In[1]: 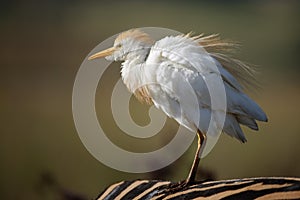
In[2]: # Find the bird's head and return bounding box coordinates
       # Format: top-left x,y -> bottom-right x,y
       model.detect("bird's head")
89,29 -> 154,62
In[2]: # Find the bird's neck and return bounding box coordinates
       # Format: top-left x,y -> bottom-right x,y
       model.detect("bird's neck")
121,53 -> 154,105
126,48 -> 150,63
121,61 -> 143,92
120,50 -> 149,94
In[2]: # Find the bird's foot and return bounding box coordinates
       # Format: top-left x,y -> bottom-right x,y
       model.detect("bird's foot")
163,179 -> 197,194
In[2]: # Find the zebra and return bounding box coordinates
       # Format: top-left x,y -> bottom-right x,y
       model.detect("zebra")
96,177 -> 300,200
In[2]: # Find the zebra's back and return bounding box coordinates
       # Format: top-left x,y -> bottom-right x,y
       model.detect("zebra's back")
96,177 -> 300,200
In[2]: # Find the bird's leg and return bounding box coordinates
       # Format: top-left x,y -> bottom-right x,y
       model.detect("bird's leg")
185,129 -> 206,185
166,130 -> 206,192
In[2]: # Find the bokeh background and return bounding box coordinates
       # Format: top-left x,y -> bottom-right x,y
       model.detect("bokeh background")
1,0 -> 300,199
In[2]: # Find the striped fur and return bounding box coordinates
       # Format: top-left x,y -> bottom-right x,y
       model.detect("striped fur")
96,177 -> 300,200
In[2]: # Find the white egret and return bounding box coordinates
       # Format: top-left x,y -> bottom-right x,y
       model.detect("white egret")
89,29 -> 267,185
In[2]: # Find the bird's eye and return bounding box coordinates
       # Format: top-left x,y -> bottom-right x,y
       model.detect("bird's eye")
116,44 -> 122,48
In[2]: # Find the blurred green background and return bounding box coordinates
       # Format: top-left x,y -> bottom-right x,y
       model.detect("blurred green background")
1,0 -> 300,199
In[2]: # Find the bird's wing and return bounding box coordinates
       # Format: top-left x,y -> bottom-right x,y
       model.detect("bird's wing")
195,33 -> 257,91
148,34 -> 244,91
148,34 -> 219,74
145,35 -> 225,135
145,34 -> 267,142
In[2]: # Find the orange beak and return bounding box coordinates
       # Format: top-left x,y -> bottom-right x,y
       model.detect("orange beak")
88,47 -> 116,60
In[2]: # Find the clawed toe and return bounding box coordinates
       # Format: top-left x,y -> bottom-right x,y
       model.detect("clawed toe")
163,179 -> 196,194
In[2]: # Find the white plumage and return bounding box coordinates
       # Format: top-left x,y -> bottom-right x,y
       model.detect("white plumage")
89,29 -> 267,185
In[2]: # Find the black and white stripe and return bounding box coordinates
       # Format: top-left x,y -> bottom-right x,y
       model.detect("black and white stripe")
96,177 -> 300,200
96,180 -> 171,200
157,178 -> 300,200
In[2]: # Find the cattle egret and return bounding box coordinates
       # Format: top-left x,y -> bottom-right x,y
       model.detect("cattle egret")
89,29 -> 267,185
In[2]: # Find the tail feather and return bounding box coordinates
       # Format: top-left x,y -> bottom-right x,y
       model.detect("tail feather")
223,114 -> 247,143
236,115 -> 258,130
238,93 -> 268,122
189,32 -> 268,142
224,81 -> 268,123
